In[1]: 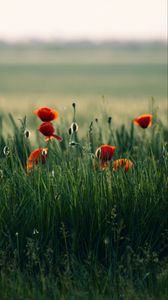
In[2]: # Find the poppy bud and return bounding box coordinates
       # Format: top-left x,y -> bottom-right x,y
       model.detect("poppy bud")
69,141 -> 77,146
95,118 -> 98,123
71,122 -> 78,133
95,147 -> 101,159
108,117 -> 112,124
3,146 -> 10,156
72,102 -> 76,108
33,228 -> 39,235
24,130 -> 31,138
68,127 -> 72,135
41,149 -> 47,156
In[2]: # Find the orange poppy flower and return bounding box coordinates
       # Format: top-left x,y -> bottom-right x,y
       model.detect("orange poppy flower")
95,145 -> 116,169
27,148 -> 48,172
112,158 -> 133,173
38,122 -> 63,142
133,114 -> 152,129
34,107 -> 59,122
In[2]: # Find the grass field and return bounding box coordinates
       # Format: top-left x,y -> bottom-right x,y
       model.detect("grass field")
0,41 -> 168,299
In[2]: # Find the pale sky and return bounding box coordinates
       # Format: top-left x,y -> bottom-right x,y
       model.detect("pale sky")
0,0 -> 167,41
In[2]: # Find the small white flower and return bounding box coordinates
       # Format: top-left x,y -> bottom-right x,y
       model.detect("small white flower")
15,232 -> 19,236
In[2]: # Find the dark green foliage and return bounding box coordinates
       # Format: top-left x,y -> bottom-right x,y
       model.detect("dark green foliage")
0,110 -> 168,299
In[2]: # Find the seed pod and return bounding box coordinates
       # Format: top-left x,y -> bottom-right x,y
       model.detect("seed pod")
71,122 -> 78,133
108,117 -> 112,124
72,102 -> 76,108
24,129 -> 31,138
3,146 -> 10,156
41,149 -> 48,156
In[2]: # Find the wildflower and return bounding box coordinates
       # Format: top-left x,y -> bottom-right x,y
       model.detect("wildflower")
15,232 -> 19,236
3,146 -> 10,156
24,129 -> 31,139
133,114 -> 152,128
27,148 -> 48,172
95,145 -> 116,169
70,122 -> 78,133
34,107 -> 59,122
112,159 -> 133,173
38,122 -> 63,142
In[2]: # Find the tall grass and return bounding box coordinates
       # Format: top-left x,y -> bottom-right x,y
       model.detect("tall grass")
0,103 -> 168,299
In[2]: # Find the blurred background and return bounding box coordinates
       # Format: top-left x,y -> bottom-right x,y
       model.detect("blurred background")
0,0 -> 167,126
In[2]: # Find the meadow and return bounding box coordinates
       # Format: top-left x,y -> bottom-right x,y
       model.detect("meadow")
0,41 -> 168,299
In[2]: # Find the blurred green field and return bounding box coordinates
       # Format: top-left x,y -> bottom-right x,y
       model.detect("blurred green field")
0,41 -> 167,129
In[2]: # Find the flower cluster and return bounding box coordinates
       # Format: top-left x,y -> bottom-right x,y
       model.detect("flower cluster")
95,114 -> 152,172
27,107 -> 63,172
26,107 -> 152,174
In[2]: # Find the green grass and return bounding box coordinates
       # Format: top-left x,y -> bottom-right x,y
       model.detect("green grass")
0,100 -> 168,299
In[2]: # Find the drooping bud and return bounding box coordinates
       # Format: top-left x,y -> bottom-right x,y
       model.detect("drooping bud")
3,146 -> 10,157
